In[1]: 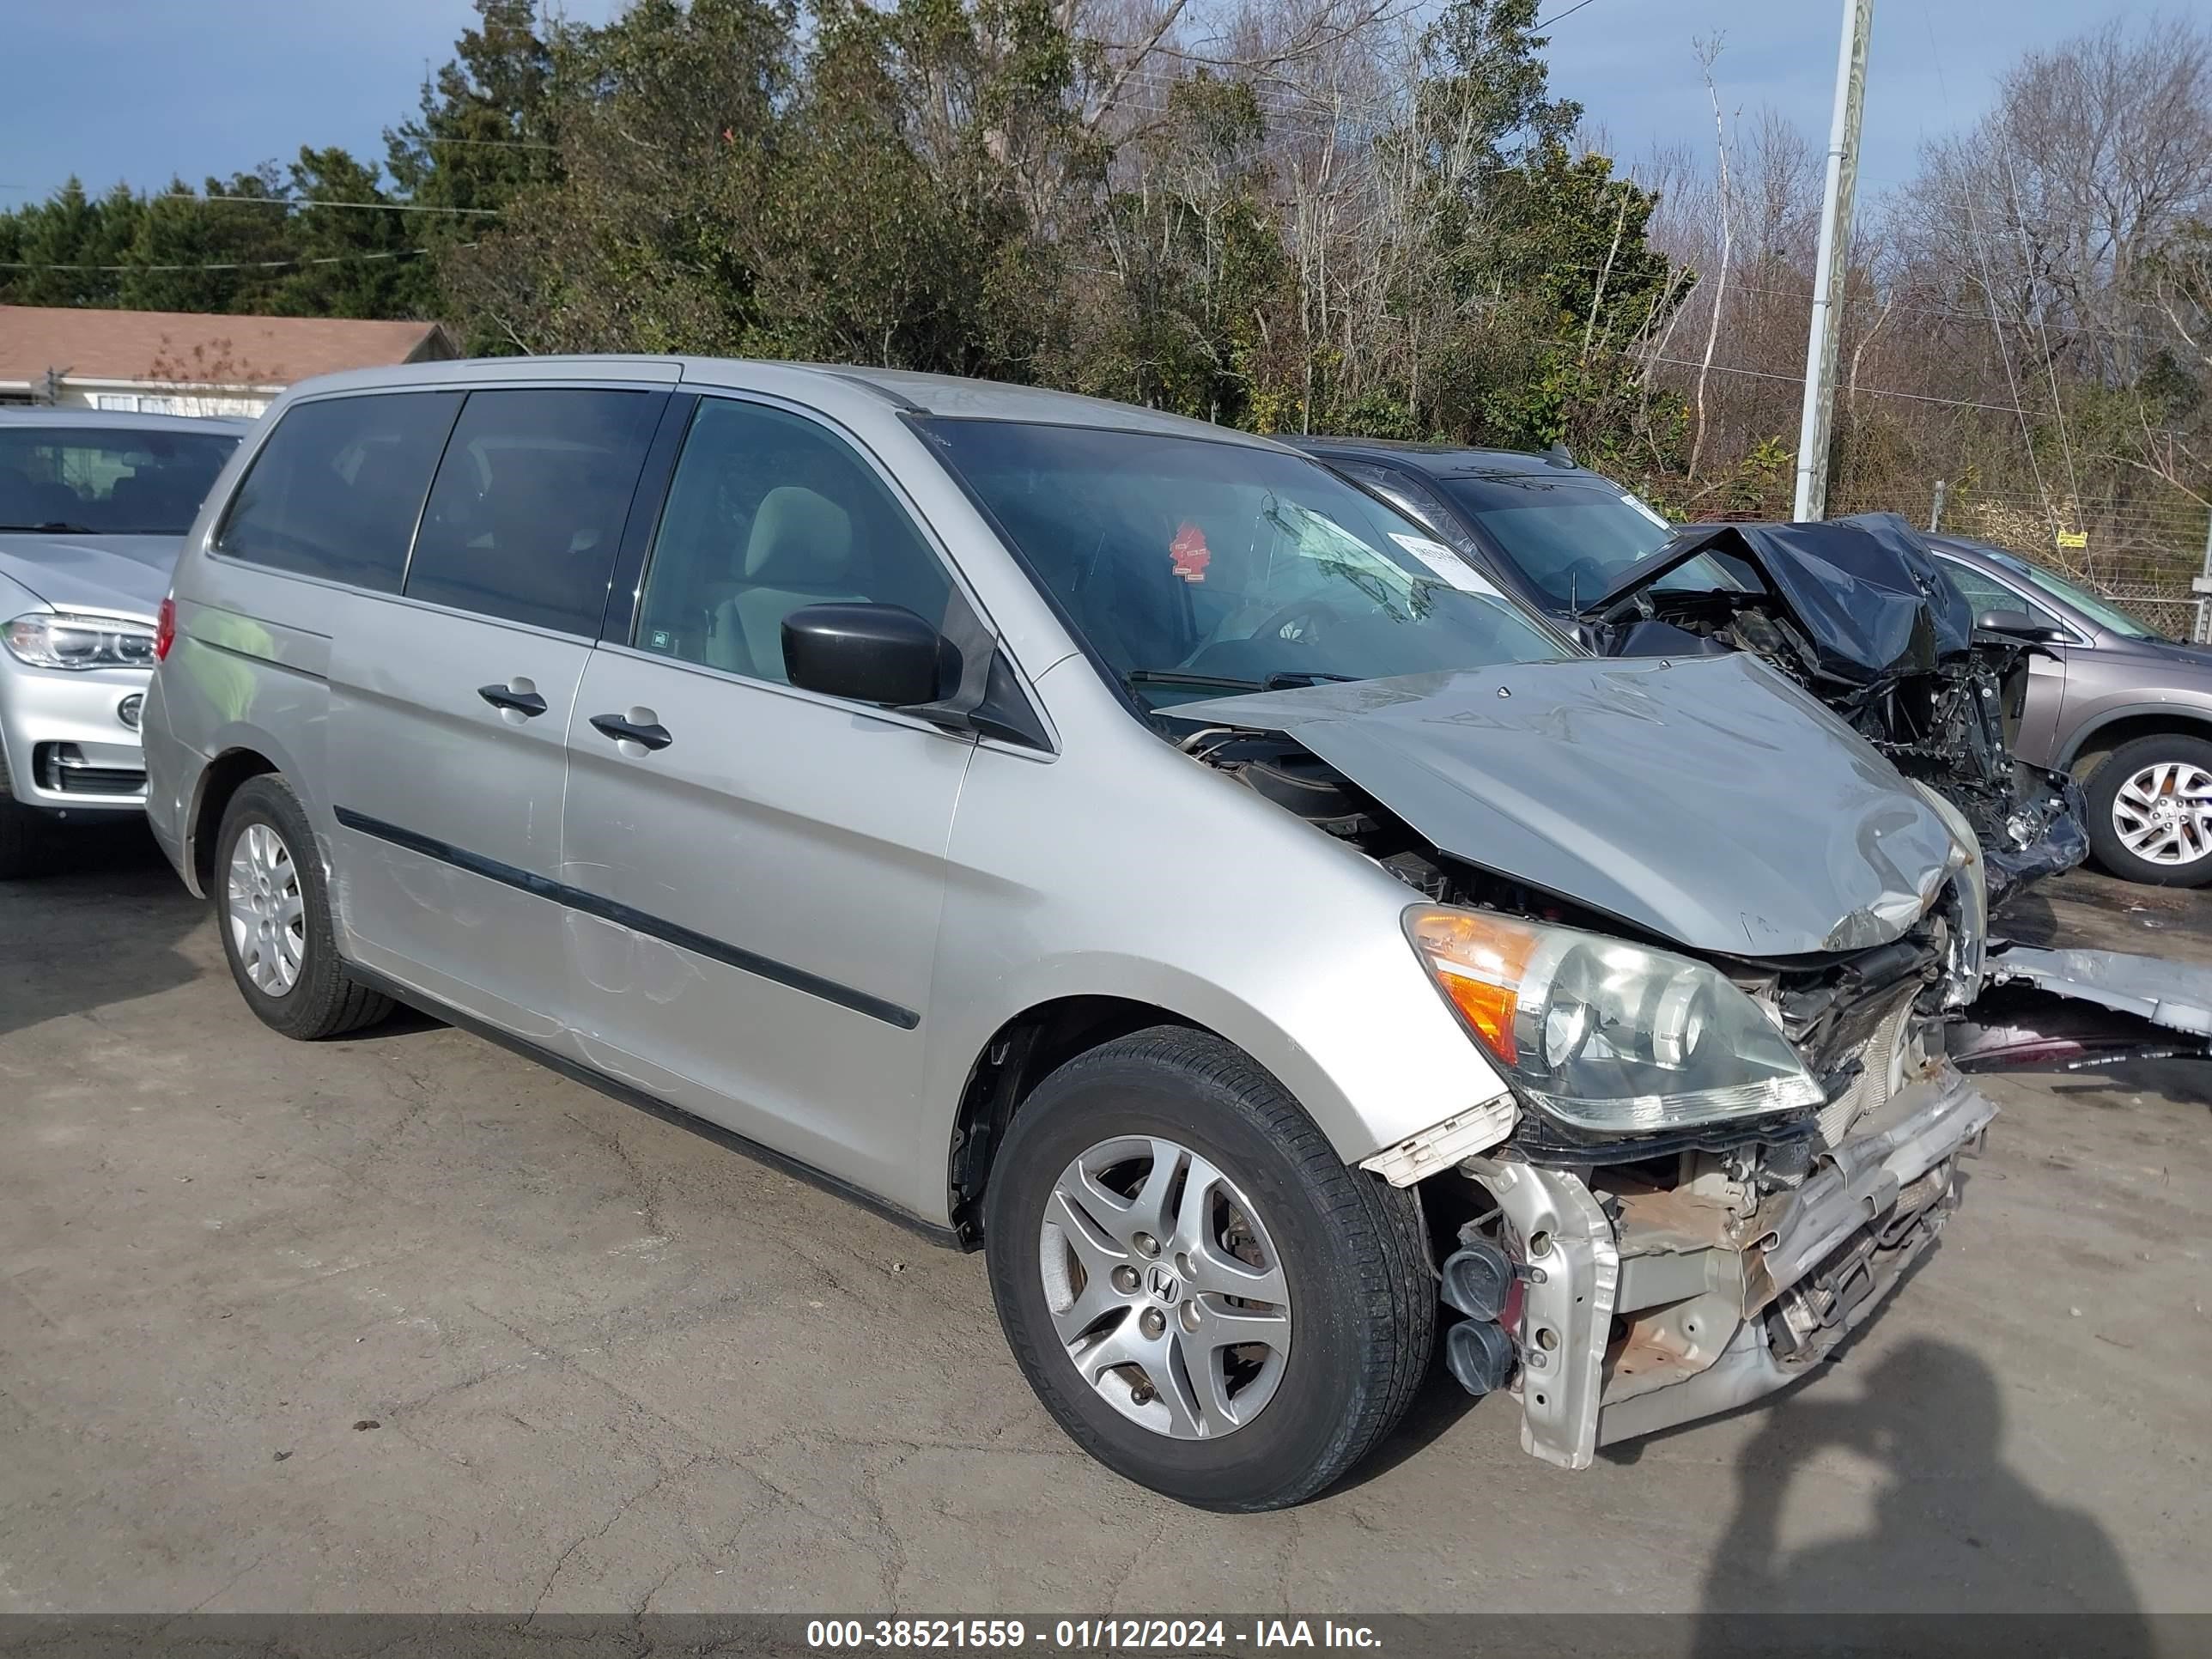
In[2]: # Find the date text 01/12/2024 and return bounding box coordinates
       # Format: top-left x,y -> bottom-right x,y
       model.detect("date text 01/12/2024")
805,1619 -> 1385,1650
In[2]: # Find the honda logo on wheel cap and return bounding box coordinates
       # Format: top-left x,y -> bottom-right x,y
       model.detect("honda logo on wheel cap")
1146,1264 -> 1182,1305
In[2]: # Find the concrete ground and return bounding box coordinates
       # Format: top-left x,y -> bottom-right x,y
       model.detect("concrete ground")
2,830 -> 2207,1617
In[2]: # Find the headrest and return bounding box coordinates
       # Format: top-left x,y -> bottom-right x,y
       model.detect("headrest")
744,486 -> 853,585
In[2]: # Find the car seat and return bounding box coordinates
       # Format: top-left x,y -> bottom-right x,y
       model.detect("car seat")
714,485 -> 866,682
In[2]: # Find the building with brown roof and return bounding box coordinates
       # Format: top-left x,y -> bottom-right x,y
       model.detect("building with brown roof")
0,305 -> 454,417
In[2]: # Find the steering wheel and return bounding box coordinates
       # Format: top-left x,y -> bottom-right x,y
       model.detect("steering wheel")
1249,596 -> 1347,647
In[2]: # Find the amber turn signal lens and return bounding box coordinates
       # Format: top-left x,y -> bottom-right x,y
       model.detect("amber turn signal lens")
1441,975 -> 1517,1063
1405,908 -> 1545,1066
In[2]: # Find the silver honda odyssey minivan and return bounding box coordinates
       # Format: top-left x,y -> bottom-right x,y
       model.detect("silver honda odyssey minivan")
144,357 -> 1998,1510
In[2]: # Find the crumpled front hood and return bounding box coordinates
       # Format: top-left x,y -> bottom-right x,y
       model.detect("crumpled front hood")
1589,514 -> 1972,688
1176,653 -> 1961,957
0,533 -> 179,619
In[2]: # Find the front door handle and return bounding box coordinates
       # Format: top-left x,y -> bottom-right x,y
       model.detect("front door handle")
589,711 -> 673,751
478,682 -> 549,717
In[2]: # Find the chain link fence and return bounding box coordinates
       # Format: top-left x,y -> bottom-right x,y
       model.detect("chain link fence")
1841,482 -> 2209,641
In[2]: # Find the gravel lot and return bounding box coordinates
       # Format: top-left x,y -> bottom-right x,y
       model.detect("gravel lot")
3,830 -> 2207,1616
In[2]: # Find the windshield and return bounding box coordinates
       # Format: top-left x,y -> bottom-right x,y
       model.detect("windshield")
1437,473 -> 1743,608
1986,548 -> 2161,640
0,424 -> 238,536
920,420 -> 1572,709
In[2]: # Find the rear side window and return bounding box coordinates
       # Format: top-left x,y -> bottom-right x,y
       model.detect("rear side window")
216,392 -> 459,591
404,388 -> 659,635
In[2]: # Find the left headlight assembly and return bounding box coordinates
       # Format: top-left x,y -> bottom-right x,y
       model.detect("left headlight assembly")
3,612 -> 158,672
1404,904 -> 1824,1134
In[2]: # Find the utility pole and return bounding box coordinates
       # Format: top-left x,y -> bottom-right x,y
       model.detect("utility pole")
1792,0 -> 1874,521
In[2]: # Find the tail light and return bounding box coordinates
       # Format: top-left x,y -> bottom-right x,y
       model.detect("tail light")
154,595 -> 176,662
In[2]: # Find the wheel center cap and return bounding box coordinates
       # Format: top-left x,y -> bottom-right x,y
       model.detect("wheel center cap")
1146,1264 -> 1182,1306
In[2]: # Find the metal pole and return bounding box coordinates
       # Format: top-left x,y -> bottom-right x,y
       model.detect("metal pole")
2195,507 -> 2212,643
1792,0 -> 1874,522
1929,479 -> 1947,534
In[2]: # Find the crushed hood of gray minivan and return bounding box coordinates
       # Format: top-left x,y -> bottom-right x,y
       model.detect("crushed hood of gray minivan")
1176,653 -> 1960,958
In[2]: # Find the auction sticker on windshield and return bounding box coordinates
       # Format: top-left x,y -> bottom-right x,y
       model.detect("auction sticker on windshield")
1390,532 -> 1504,597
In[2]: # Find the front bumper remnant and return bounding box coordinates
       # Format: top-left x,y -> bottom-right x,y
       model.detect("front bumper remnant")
1462,1066 -> 1996,1469
1952,945 -> 2212,1069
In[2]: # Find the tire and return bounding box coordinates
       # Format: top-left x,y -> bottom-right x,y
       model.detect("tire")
2084,733 -> 2212,888
0,745 -> 46,879
213,775 -> 392,1039
983,1026 -> 1432,1511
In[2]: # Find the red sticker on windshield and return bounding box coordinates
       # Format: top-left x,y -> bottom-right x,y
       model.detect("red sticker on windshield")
1170,521 -> 1211,583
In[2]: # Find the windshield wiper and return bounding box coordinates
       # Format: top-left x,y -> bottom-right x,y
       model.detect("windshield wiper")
1126,668 -> 1359,696
1126,670 -> 1266,693
1262,671 -> 1357,688
0,521 -> 95,533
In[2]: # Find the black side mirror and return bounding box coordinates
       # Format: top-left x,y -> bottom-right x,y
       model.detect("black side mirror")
1975,607 -> 2067,644
782,602 -> 952,706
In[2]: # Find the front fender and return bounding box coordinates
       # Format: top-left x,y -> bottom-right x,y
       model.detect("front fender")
921,725 -> 1519,1189
925,945 -> 1516,1179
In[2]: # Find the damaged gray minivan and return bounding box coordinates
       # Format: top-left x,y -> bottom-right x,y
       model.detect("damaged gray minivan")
144,360 -> 1999,1510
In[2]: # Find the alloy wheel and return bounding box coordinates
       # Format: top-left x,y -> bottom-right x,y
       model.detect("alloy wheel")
226,821 -> 306,995
2112,760 -> 2212,866
1038,1135 -> 1293,1440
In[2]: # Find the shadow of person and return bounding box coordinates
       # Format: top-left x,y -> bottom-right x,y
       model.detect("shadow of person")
1695,1338 -> 2148,1654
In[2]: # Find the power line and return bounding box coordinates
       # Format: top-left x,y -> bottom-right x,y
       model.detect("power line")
0,245 -> 468,274
1705,276 -> 2155,347
1642,354 -> 2059,418
173,193 -> 501,216
1534,0 -> 1601,27
397,133 -> 561,151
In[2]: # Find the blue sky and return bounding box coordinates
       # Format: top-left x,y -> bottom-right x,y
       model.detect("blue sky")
0,0 -> 2182,210
1538,0 -> 2171,196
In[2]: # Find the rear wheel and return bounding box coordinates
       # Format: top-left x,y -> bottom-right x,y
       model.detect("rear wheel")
2085,733 -> 2212,887
214,775 -> 392,1038
983,1026 -> 1431,1511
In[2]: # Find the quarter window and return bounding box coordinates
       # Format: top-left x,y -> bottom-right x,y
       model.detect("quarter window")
633,398 -> 953,686
404,388 -> 659,635
216,392 -> 459,591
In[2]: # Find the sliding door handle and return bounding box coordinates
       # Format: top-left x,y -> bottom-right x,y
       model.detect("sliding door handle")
477,682 -> 549,717
589,711 -> 672,751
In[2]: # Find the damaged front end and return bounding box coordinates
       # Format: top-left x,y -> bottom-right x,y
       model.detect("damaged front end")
1455,1066 -> 1995,1467
1172,658 -> 2008,1462
1408,897 -> 2000,1468
1581,512 -> 2088,909
1169,652 -> 2204,1462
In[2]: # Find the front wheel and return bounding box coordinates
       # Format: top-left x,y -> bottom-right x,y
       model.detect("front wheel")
2085,733 -> 2212,887
983,1027 -> 1432,1511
